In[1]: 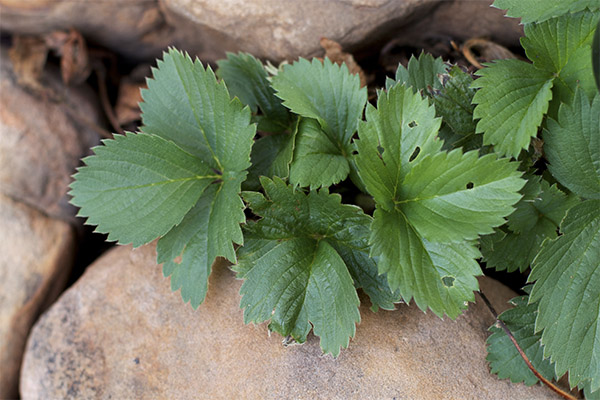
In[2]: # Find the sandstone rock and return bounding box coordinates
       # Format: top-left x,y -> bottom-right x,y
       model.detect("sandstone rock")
0,193 -> 75,399
0,46 -> 100,221
0,45 -> 101,398
161,0 -> 441,61
21,243 -> 559,399
0,0 -> 236,62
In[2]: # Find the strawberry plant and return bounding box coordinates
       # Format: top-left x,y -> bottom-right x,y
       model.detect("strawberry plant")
70,0 -> 599,396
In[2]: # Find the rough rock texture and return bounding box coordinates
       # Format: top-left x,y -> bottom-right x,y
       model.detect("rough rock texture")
21,243 -> 560,399
0,46 -> 100,398
0,46 -> 100,221
0,0 -> 239,61
0,193 -> 75,399
161,0 -> 440,61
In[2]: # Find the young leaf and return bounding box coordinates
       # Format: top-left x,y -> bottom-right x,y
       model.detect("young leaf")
236,177 -> 399,355
543,90 -> 600,199
487,293 -> 558,386
482,178 -> 579,273
529,199 -> 600,391
70,132 -> 216,247
432,66 -> 480,151
493,0 -> 599,24
216,52 -> 290,131
472,59 -> 554,158
355,84 -> 524,317
386,52 -> 448,93
271,58 -> 367,188
135,48 -> 254,306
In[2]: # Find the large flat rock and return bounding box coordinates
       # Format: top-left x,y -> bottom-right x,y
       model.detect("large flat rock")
21,243 -> 559,399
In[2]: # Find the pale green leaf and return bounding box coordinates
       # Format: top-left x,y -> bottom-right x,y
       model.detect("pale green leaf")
543,90 -> 600,199
529,199 -> 600,391
355,84 -> 442,210
487,293 -> 558,386
386,52 -> 448,93
472,59 -> 554,158
289,118 -> 351,189
216,52 -> 290,131
140,48 -> 255,172
236,177 -> 398,355
370,208 -> 481,318
70,132 -> 215,247
493,0 -> 599,23
356,84 -> 523,317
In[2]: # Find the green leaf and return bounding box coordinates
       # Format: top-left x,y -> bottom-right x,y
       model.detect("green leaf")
386,52 -> 449,93
70,132 -> 216,247
93,48 -> 255,307
356,84 -> 524,317
140,48 -> 256,173
487,293 -> 558,386
289,118 -> 351,189
271,58 -> 367,187
432,66 -> 481,151
482,177 -> 578,272
236,177 -> 398,355
157,174 -> 246,308
529,199 -> 600,391
543,90 -> 600,199
493,0 -> 599,23
472,59 -> 554,158
244,120 -> 298,191
522,10 -> 599,105
216,52 -> 290,131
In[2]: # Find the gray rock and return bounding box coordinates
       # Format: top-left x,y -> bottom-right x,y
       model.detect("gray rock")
21,243 -> 560,399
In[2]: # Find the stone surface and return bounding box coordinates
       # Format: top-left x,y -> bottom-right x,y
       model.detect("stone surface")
0,46 -> 100,221
0,0 -> 238,62
161,0 -> 441,61
0,193 -> 75,399
21,243 -> 560,399
0,45 -> 101,398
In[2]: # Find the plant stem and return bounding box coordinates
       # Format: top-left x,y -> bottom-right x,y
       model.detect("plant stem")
478,291 -> 576,400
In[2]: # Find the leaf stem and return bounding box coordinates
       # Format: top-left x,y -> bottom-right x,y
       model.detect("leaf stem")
478,291 -> 576,400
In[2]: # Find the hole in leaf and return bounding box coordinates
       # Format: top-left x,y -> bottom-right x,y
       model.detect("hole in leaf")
442,276 -> 455,287
466,182 -> 474,189
408,120 -> 418,128
409,146 -> 420,162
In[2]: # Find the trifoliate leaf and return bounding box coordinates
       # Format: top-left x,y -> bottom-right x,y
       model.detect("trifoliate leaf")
529,199 -> 600,391
482,177 -> 578,272
70,132 -> 216,247
386,52 -> 449,93
289,118 -> 351,189
584,381 -> 600,400
244,119 -> 298,191
472,59 -> 554,158
355,84 -> 524,317
106,48 -> 255,307
543,90 -> 600,199
432,66 -> 481,151
493,0 -> 599,24
236,177 -> 398,355
140,49 -> 255,173
487,293 -> 558,386
216,52 -> 290,131
271,58 -> 367,187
